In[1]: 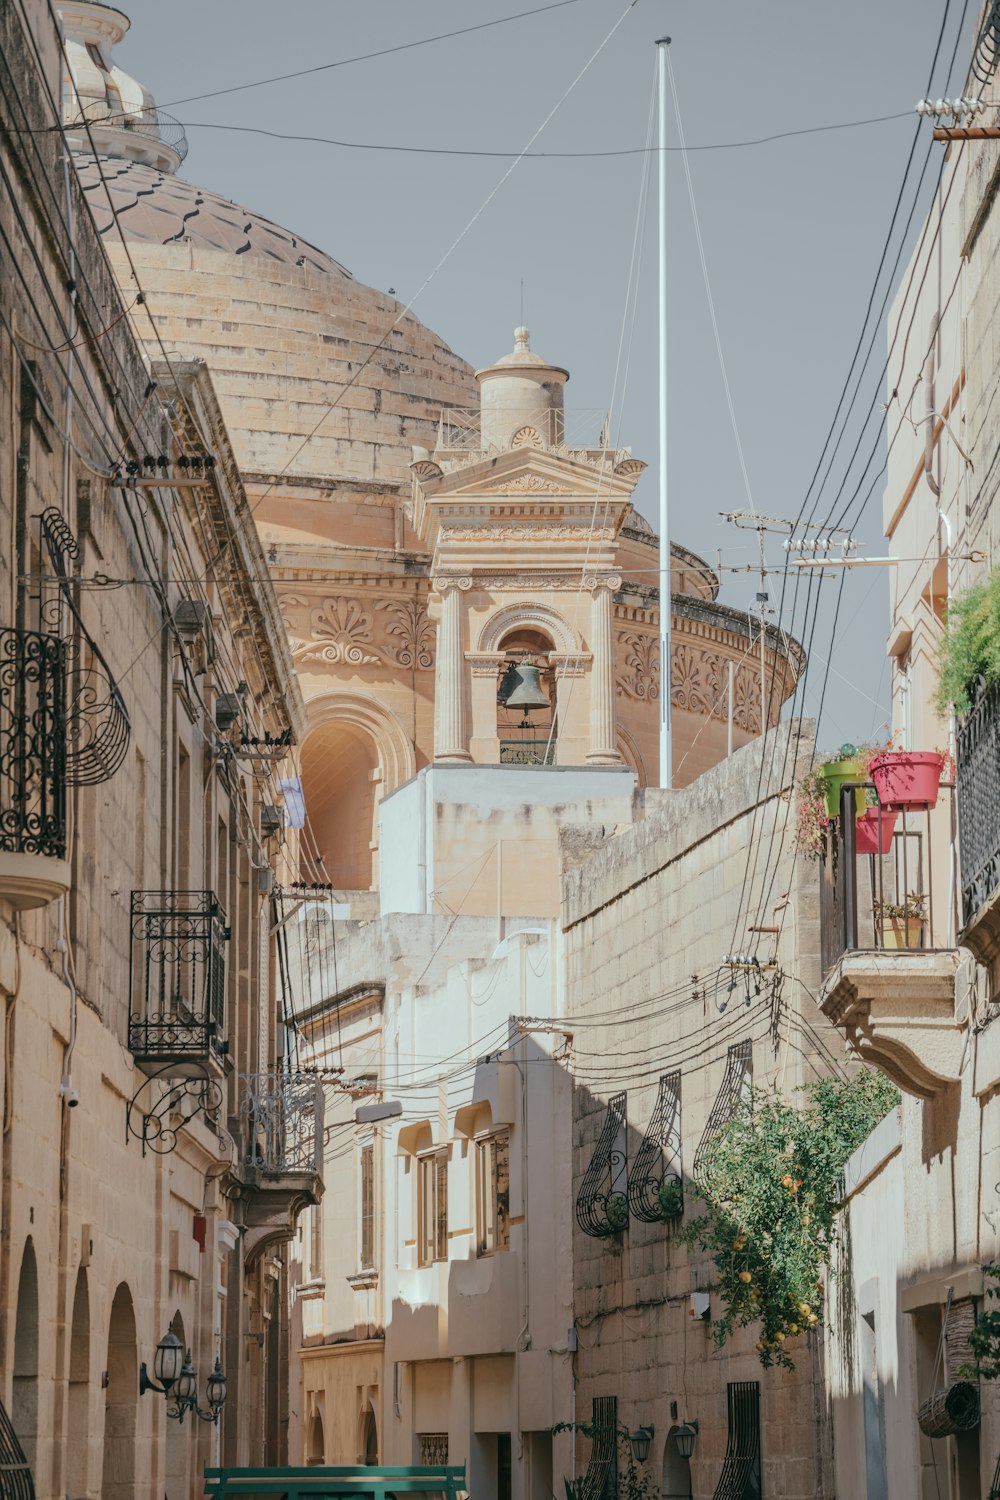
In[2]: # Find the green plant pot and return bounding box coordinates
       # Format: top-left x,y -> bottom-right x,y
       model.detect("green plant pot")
817,759 -> 864,820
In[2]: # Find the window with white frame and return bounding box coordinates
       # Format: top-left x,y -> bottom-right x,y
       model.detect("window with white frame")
476,1131 -> 510,1255
417,1150 -> 448,1266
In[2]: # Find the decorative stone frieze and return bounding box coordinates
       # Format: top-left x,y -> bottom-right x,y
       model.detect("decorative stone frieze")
278,591 -> 436,671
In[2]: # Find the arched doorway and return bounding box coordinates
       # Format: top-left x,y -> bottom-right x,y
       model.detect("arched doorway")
66,1268 -> 90,1498
496,627 -> 557,765
360,1404 -> 378,1466
662,1427 -> 692,1499
306,1405 -> 325,1466
12,1238 -> 39,1472
300,721 -> 379,888
101,1283 -> 137,1500
164,1312 -> 188,1500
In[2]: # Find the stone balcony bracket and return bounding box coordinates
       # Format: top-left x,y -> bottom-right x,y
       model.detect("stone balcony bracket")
235,1166 -> 324,1269
818,949 -> 965,1099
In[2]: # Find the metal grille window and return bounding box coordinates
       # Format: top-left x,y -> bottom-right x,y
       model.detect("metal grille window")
417,1151 -> 448,1266
957,677 -> 1000,925
712,1381 -> 761,1500
0,628 -> 66,859
360,1143 -> 375,1270
578,1396 -> 617,1500
418,1434 -> 448,1466
241,1072 -> 323,1174
629,1071 -> 683,1224
476,1132 -> 511,1255
576,1092 -> 629,1238
695,1042 -> 752,1179
129,891 -> 229,1064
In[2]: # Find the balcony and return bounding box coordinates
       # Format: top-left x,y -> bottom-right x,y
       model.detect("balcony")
0,627 -> 71,909
817,783 -> 963,1099
128,891 -> 229,1078
237,1071 -> 324,1264
957,677 -> 1000,967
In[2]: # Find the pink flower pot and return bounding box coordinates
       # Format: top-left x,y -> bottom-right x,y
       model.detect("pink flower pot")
854,807 -> 897,855
868,751 -> 944,812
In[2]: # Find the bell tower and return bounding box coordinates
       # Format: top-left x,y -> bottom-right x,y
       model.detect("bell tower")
410,328 -> 646,768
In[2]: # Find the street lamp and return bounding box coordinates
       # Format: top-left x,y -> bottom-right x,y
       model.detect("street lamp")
629,1426 -> 654,1464
673,1421 -> 699,1460
140,1326 -> 227,1424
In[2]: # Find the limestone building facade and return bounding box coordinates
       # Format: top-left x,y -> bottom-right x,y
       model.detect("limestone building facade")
0,3 -> 321,1495
814,9 -> 1000,1496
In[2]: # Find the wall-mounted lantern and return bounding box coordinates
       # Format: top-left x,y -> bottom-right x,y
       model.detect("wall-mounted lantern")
629,1425 -> 654,1464
140,1327 -> 227,1424
674,1420 -> 699,1460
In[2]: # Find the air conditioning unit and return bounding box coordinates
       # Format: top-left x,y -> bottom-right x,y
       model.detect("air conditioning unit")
215,693 -> 242,733
260,805 -> 282,836
174,600 -> 212,634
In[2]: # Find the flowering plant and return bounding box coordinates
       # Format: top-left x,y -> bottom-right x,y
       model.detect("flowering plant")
680,1071 -> 899,1369
794,768 -> 829,859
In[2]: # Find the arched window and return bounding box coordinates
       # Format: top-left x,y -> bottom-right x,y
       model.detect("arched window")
306,1405 -> 325,1466
101,1284 -> 137,1500
496,628 -> 556,766
12,1239 -> 39,1472
662,1427 -> 692,1499
361,1404 -> 378,1466
66,1268 -> 90,1498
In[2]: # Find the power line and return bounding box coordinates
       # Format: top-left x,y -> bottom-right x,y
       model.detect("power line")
150,0 -> 589,111
69,109 -> 915,160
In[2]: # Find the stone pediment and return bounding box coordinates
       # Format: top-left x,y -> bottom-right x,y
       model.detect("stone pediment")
413,446 -> 642,505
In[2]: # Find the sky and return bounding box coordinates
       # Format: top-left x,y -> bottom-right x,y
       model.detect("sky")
115,0 -> 979,750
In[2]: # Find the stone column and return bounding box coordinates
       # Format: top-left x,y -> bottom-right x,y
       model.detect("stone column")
433,576 -> 472,762
586,574 -> 623,764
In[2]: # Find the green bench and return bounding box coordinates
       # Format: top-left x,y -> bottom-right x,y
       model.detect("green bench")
204,1464 -> 467,1500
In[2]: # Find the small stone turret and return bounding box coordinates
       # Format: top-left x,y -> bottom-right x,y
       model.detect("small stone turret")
58,1 -> 187,173
475,327 -> 569,451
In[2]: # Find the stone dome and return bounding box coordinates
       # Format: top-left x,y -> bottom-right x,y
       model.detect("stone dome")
60,6 -> 478,494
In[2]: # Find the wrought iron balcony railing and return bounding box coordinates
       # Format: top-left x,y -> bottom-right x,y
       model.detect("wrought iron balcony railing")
957,677 -> 1000,927
240,1071 -> 323,1178
819,782 -> 958,977
128,891 -> 229,1070
0,627 -> 66,859
499,738 -> 555,766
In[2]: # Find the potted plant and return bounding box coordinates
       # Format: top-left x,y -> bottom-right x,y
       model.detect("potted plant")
874,892 -> 927,949
605,1191 -> 629,1233
656,1174 -> 684,1221
815,745 -> 866,820
854,806 -> 898,856
868,747 -> 945,811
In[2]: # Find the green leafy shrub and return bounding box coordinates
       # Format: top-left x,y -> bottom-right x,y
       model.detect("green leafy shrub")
936,569 -> 1000,715
605,1192 -> 629,1232
961,1263 -> 1000,1379
681,1070 -> 899,1370
553,1422 -> 658,1500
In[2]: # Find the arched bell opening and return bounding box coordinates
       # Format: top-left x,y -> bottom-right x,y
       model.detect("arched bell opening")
496,628 -> 556,766
299,721 -> 379,889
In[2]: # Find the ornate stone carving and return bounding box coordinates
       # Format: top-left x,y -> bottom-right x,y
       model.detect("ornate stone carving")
613,457 -> 647,476
480,474 -> 576,495
432,575 -> 473,594
378,597 -> 434,670
279,594 -> 380,666
731,663 -> 763,733
510,426 -> 544,448
410,459 -> 443,480
617,632 -> 660,701
670,643 -> 723,718
442,524 -> 617,543
584,573 -> 623,594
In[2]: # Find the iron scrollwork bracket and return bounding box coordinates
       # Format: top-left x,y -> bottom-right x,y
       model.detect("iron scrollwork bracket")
37,507 -> 131,786
575,1090 -> 629,1237
126,1062 -> 229,1158
628,1071 -> 684,1225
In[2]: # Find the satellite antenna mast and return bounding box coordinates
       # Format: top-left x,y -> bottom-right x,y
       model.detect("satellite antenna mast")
656,35 -> 672,789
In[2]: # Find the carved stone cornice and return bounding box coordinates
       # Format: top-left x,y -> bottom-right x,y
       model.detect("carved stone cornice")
441,523 -> 617,543
467,651 -> 506,677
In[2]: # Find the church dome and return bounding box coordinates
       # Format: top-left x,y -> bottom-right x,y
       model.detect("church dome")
60,6 -> 478,493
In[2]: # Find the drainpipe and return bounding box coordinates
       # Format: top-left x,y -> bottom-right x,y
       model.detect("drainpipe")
924,314 -> 941,499
510,1026 -> 531,1463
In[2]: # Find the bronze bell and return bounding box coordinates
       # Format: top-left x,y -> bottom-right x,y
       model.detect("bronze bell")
504,663 -> 549,712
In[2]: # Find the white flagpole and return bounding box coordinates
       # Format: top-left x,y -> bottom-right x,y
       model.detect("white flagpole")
657,36 -> 672,789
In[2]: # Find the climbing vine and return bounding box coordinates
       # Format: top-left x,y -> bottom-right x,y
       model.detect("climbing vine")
681,1070 -> 899,1370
